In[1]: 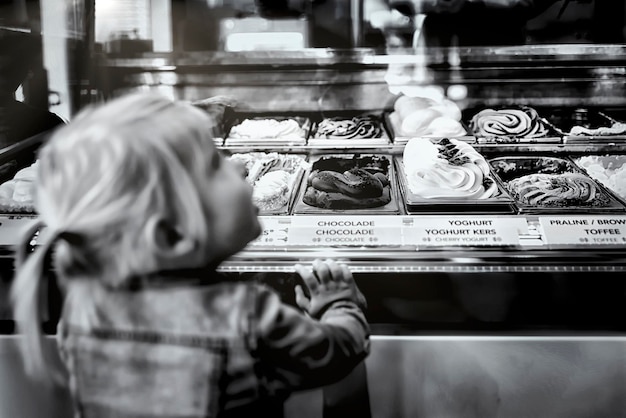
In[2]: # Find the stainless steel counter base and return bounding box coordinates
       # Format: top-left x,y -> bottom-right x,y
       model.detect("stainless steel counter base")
2,335 -> 624,418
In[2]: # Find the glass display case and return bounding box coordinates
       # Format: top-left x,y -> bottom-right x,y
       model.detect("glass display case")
90,44 -> 626,326
2,1 -> 626,417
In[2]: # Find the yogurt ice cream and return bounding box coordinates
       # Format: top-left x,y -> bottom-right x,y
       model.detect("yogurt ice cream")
402,138 -> 498,200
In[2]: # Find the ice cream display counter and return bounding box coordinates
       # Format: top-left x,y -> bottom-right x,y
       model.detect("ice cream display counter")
3,46 -> 626,417
84,45 -> 626,270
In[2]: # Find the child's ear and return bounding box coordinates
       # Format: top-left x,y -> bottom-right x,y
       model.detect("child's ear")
145,216 -> 196,259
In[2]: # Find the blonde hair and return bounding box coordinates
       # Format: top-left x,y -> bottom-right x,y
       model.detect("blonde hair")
10,92 -> 219,384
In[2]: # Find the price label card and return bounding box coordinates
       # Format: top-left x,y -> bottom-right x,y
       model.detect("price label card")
539,216 -> 626,246
248,216 -> 292,246
405,216 -> 527,247
288,216 -> 403,246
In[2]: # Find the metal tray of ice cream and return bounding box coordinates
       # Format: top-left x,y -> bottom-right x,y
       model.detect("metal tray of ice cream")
308,111 -> 391,147
253,154 -> 309,216
488,156 -> 626,214
292,154 -> 400,215
394,156 -> 516,214
384,111 -> 475,145
541,109 -> 626,144
226,152 -> 308,216
223,114 -> 311,147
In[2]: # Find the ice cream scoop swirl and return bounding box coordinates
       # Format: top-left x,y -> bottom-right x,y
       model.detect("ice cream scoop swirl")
507,173 -> 599,206
316,115 -> 382,139
471,107 -> 548,138
403,138 -> 498,200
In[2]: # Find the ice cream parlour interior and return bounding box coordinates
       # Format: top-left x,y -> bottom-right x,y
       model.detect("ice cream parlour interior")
3,2 -> 626,417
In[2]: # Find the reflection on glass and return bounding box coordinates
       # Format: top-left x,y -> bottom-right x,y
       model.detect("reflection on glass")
90,0 -> 626,53
374,0 -> 625,48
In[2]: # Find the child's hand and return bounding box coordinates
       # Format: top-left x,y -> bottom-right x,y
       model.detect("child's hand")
294,259 -> 367,318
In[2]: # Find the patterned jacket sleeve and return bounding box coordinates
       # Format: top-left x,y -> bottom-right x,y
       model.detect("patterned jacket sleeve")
249,284 -> 370,392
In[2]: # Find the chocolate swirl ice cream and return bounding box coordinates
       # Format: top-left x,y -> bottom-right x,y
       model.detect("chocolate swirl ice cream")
470,107 -> 548,138
302,156 -> 392,209
314,115 -> 384,139
507,173 -> 604,207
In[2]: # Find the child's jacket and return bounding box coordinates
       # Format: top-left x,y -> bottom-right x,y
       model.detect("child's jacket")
56,270 -> 370,417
